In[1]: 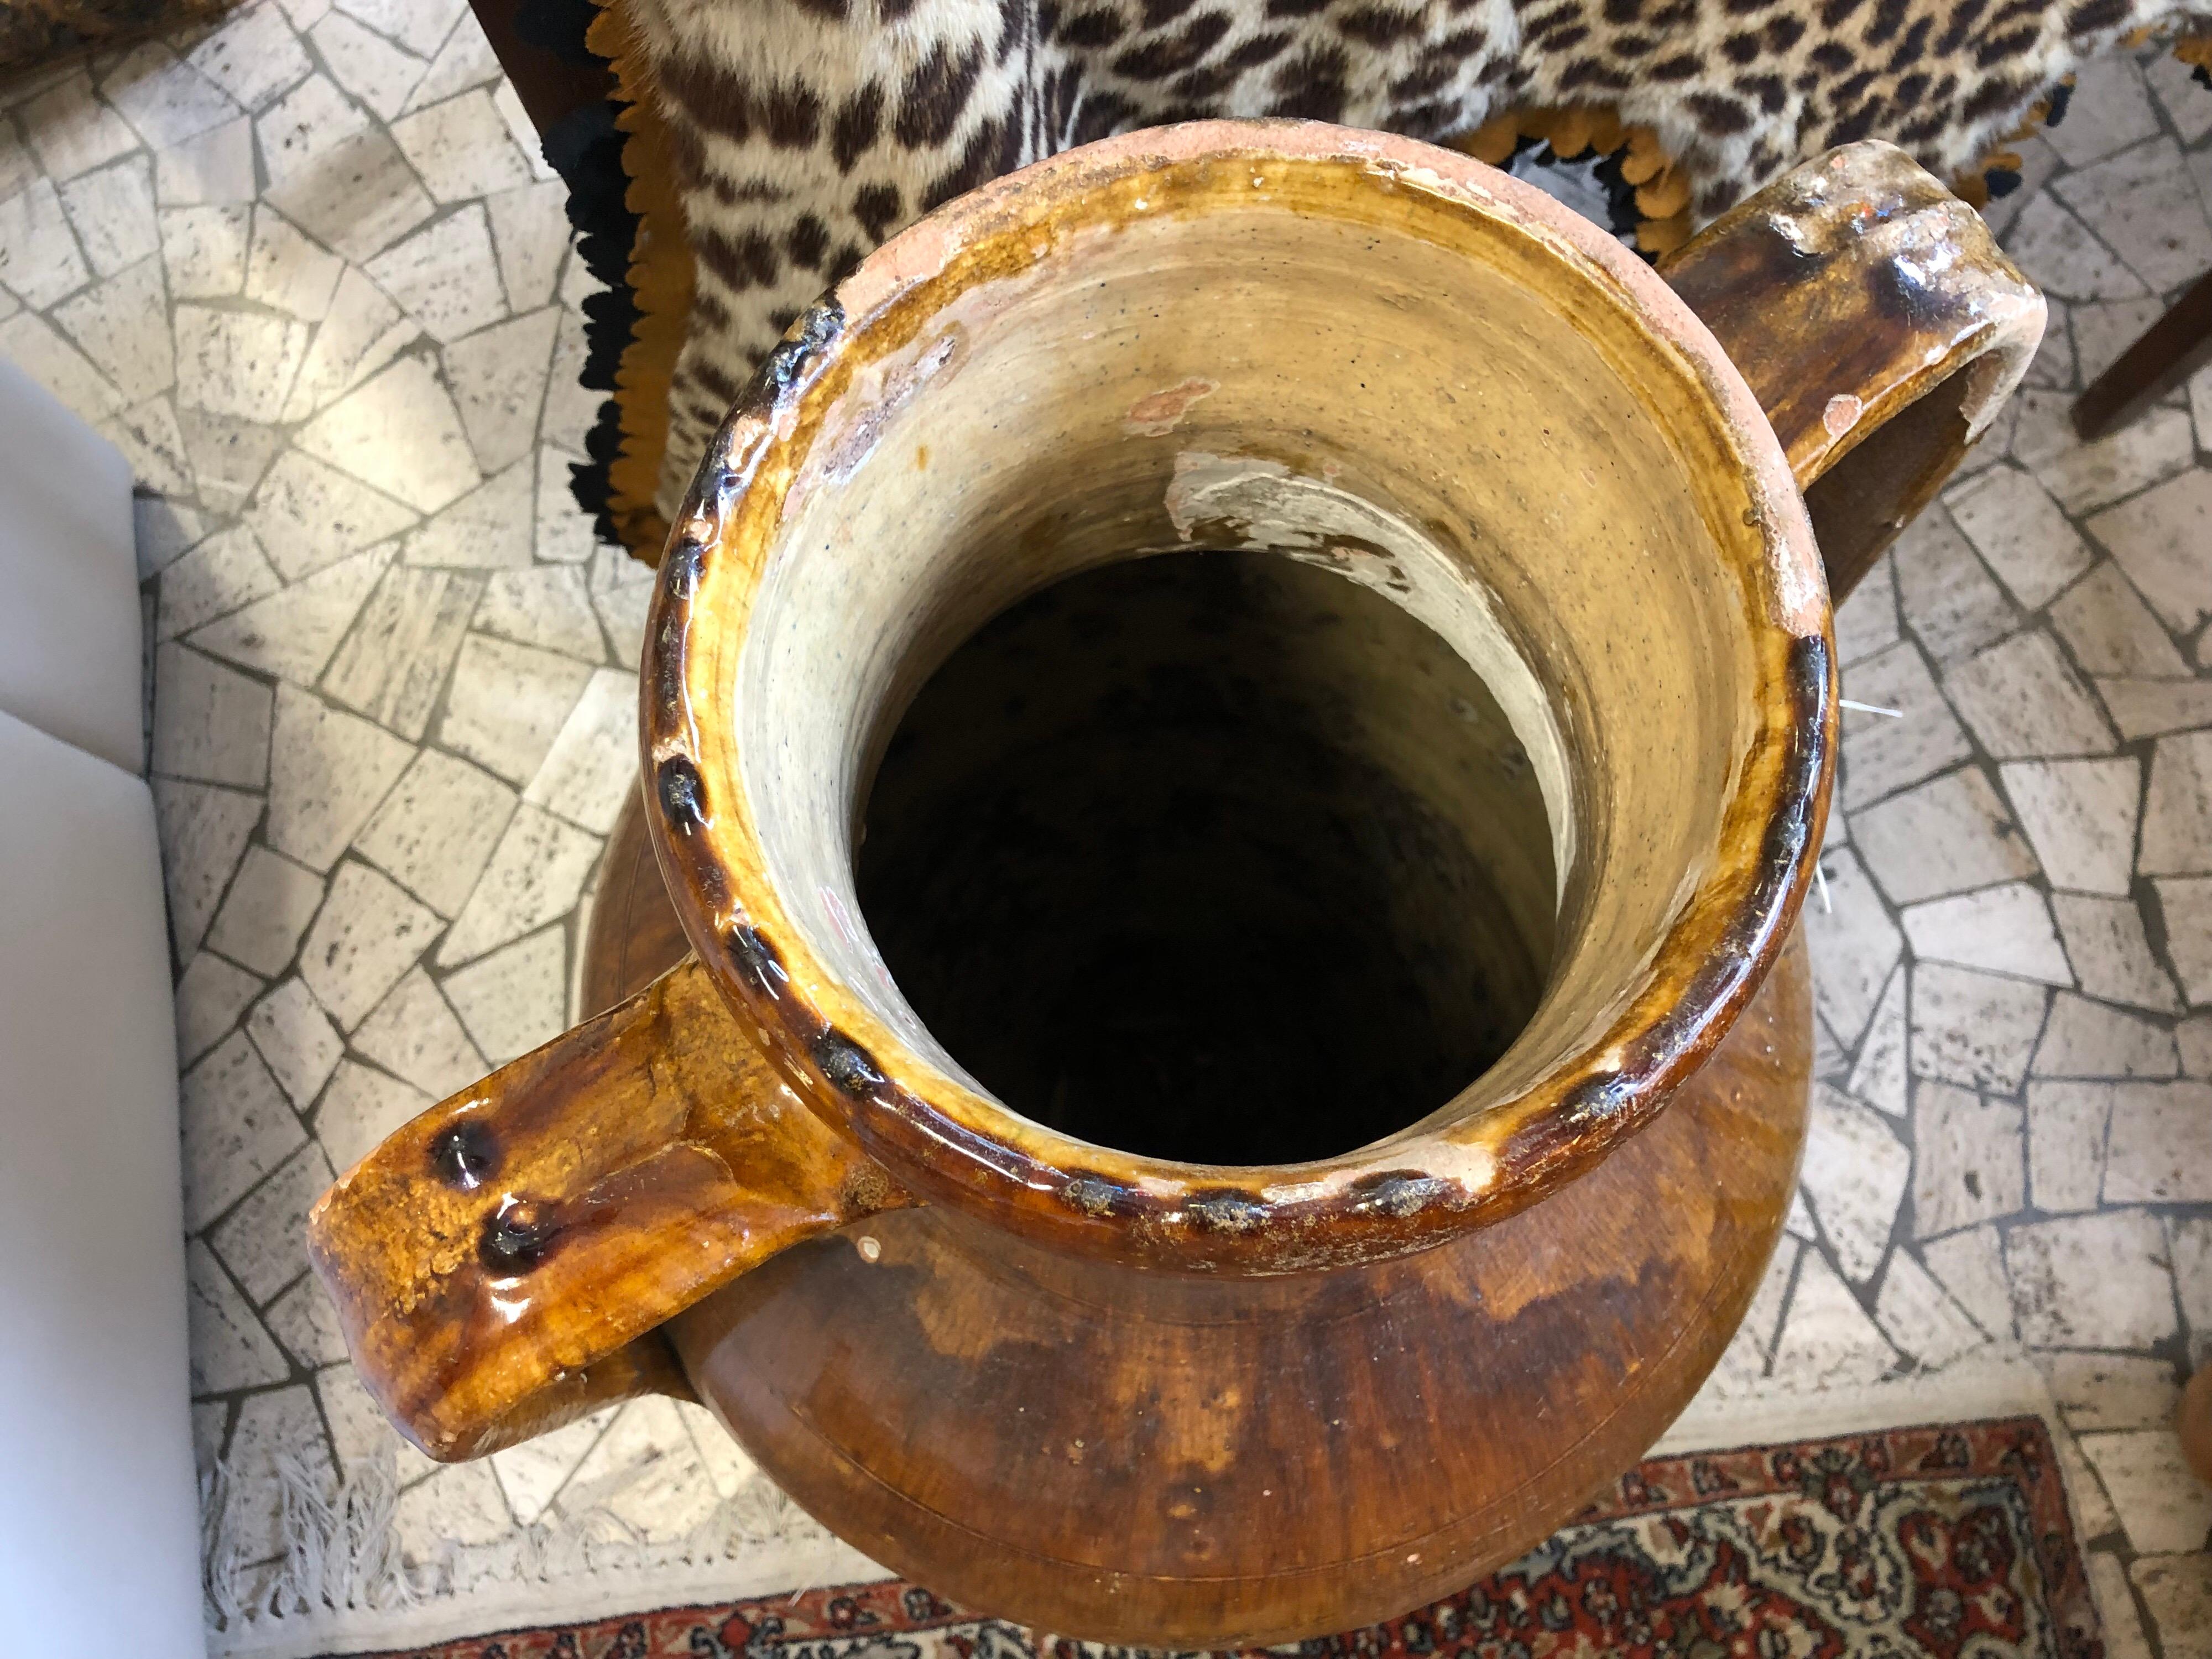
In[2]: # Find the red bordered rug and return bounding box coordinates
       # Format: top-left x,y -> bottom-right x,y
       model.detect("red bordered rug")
337,1415 -> 2104,1659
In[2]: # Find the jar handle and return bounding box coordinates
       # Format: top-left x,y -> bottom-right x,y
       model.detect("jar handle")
306,955 -> 907,1461
1662,140 -> 2045,604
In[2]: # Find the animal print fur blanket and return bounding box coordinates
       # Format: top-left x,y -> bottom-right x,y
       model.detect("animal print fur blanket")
553,0 -> 2211,551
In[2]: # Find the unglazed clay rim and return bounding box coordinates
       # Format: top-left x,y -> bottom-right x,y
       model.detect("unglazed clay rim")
642,119 -> 1836,1274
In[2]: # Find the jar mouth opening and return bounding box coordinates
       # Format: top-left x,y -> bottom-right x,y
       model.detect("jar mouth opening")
644,119 -> 1832,1272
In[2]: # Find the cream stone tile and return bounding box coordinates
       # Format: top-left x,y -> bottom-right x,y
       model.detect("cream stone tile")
492,78 -> 555,182
219,1385 -> 332,1563
245,975 -> 343,1109
19,72 -> 138,182
257,75 -> 431,263
185,0 -> 311,112
2103,1079 -> 2212,1203
1799,1085 -> 1909,1282
1871,1248 -> 1987,1370
2088,1552 -> 2154,1659
296,354 -> 479,513
436,804 -> 599,966
2042,405 -> 2195,516
185,1239 -> 286,1393
364,205 -> 506,343
1998,757 -> 2140,897
2141,729 -> 2212,876
2026,1078 -> 2111,1213
1944,629 -> 2117,759
436,633 -> 593,785
134,493 -> 207,576
1921,1223 -> 2013,1339
56,152 -> 156,276
1910,963 -> 2047,1091
156,522 -> 278,640
2001,189 -> 2147,300
103,397 -> 195,497
351,967 -> 485,1097
2072,298 -> 2169,387
243,205 -> 342,321
154,115 -> 254,205
207,844 -> 325,977
179,1030 -> 305,1230
2025,301 -> 2075,389
353,747 -> 516,916
2043,57 -> 2162,168
486,179 -> 568,313
2178,1016 -> 2212,1077
2033,991 -> 2177,1078
2087,468 -> 2212,635
401,455 -> 534,569
282,266 -> 415,421
1833,552 -> 1899,665
2052,561 -> 2192,677
151,641 -> 271,787
320,564 -> 483,738
2045,1352 -> 2183,1433
296,858 -> 441,1028
152,775 -> 260,958
311,1057 -> 433,1172
262,1270 -> 347,1368
1768,1248 -> 1898,1388
0,177 -> 90,306
246,450 -> 417,581
317,1361 -> 436,1484
2158,877 -> 2212,1004
1902,883 -> 2073,984
1911,1081 -> 2025,1237
535,442 -> 598,564
2148,48 -> 2212,144
309,12 -> 425,123
2050,895 -> 2182,1012
476,564 -> 603,662
175,408 -> 278,510
191,543 -> 398,686
444,308 -> 557,473
523,667 -> 635,834
2054,137 -> 2212,295
2133,1554 -> 2212,1659
174,302 -> 309,423
393,1462 -> 515,1561
175,950 -> 264,1066
0,312 -> 119,418
2079,1431 -> 2212,1554
2096,677 -> 2212,740
556,1396 -> 721,1543
592,565 -> 651,671
539,307 -> 599,451
1848,965 -> 1908,1118
2008,1208 -> 2177,1348
334,0 -> 465,57
1838,640 -> 1974,809
208,1136 -> 332,1300
405,11 -> 502,111
390,90 -> 530,203
490,1408 -> 614,1525
1850,768 -> 2038,905
264,683 -> 414,870
442,925 -> 566,1063
100,41 -> 238,149
54,255 -> 171,403
1890,505 -> 2020,666
1804,846 -> 1903,1047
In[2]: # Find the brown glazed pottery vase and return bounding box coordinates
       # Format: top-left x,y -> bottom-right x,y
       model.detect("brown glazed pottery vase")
309,123 -> 2042,1646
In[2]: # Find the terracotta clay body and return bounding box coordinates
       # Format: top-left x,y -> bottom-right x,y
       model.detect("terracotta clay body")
309,126 -> 2041,1645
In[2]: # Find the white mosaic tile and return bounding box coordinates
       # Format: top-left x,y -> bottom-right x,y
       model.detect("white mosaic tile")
2103,1080 -> 2212,1203
310,12 -> 426,124
1803,847 -> 1903,1047
2054,137 -> 2212,295
492,77 -> 556,182
1901,882 -> 2073,984
1837,640 -> 1974,809
406,12 -> 502,112
105,397 -> 196,497
1997,757 -> 2141,897
1833,553 -> 1899,665
185,1239 -> 286,1394
535,443 -> 599,564
364,204 -> 507,343
351,967 -> 486,1098
191,543 -> 398,686
1945,628 -> 2118,759
2002,189 -> 2149,301
257,74 -> 432,263
2177,1016 -> 2212,1077
1912,1081 -> 2025,1237
436,804 -> 599,967
282,265 -> 416,421
243,205 -> 343,320
2159,876 -> 2212,1005
152,641 -> 272,787
100,41 -> 239,151
2079,1430 -> 2212,1554
401,454 -> 535,568
1910,963 -> 2048,1091
2089,1553 -> 2154,1659
1851,768 -> 2038,905
0,176 -> 91,307
317,1361 -> 437,1485
556,1395 -> 721,1543
296,353 -> 479,512
490,1408 -> 613,1525
539,307 -> 600,451
486,179 -> 568,313
0,310 -> 121,415
1890,505 -> 2020,666
53,254 -> 173,403
1870,1248 -> 1987,1370
152,775 -> 262,958
523,667 -> 637,834
2025,302 -> 2076,389
1767,1248 -> 1897,1389
184,1 -> 311,113
1799,1085 -> 1909,1283
218,1385 -> 332,1564
19,72 -> 139,182
311,1057 -> 433,1172
2046,1352 -> 2183,1433
2042,57 -> 2161,168
2133,1556 -> 2212,1659
177,408 -> 281,509
174,302 -> 309,423
442,924 -> 567,1064
2042,404 -> 2196,516
245,975 -> 344,1110
390,90 -> 530,204
353,746 -> 517,916
56,152 -> 158,276
247,450 -> 417,582
2072,299 -> 2169,387
320,564 -> 483,738
1846,964 -> 1908,1118
156,522 -> 280,639
208,1136 -> 332,1301
2026,1078 -> 2112,1213
591,561 -> 653,670
153,114 -> 254,205
262,1271 -> 348,1368
476,563 -> 603,662
1921,1222 -> 2013,1340
436,632 -> 593,785
394,1460 -> 515,1560
2096,677 -> 2212,740
134,492 -> 208,575
2008,1208 -> 2177,1349
2088,468 -> 2212,637
2141,729 -> 2212,877
264,682 -> 414,870
2050,896 -> 2182,1013
207,844 -> 325,978
296,858 -> 441,1028
179,1030 -> 304,1231
443,307 -> 558,473
2033,994 -> 2174,1083
334,0 -> 466,58
175,950 -> 264,1067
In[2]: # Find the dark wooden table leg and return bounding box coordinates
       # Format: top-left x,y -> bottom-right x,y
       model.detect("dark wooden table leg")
2074,267 -> 2212,441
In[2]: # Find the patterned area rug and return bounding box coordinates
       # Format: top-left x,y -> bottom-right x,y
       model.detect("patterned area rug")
332,1417 -> 2104,1659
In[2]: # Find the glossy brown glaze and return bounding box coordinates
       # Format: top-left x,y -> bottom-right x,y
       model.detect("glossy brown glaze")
1662,141 -> 2043,602
304,954 -> 907,1460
